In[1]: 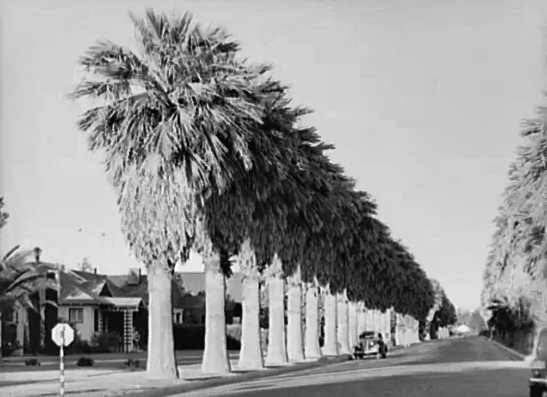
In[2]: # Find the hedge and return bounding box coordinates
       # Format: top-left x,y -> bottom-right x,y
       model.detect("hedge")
173,324 -> 241,350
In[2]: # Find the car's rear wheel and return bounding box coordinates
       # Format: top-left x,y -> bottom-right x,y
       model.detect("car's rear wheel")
529,385 -> 544,397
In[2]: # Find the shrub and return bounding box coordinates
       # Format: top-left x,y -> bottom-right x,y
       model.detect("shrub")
173,325 -> 205,350
172,324 -> 242,350
478,329 -> 489,337
226,324 -> 241,349
76,356 -> 94,367
90,331 -> 122,353
25,358 -> 40,366
124,358 -> 142,371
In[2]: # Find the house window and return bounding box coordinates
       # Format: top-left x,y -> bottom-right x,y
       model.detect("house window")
69,308 -> 84,324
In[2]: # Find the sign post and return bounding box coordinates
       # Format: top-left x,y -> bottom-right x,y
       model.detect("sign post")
52,323 -> 74,397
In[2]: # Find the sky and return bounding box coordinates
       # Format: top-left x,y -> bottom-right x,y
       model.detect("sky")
1,0 -> 546,311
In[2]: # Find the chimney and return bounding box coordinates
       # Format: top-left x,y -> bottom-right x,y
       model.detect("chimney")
33,247 -> 42,264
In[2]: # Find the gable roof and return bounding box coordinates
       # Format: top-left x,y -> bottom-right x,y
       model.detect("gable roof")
58,271 -> 113,306
66,270 -> 187,309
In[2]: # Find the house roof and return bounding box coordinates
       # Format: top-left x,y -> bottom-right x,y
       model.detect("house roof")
58,271 -> 113,306
62,269 -> 187,310
105,297 -> 143,307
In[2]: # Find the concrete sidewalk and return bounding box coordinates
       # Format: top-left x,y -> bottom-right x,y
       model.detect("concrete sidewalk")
0,356 -> 351,397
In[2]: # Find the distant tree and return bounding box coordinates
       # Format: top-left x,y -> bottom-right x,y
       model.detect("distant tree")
77,257 -> 93,273
468,309 -> 487,331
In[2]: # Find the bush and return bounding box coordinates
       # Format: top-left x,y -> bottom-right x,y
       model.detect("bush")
173,325 -> 205,349
25,358 -> 40,366
226,324 -> 242,349
90,331 -> 122,353
76,356 -> 94,367
124,358 -> 142,371
172,324 -> 242,350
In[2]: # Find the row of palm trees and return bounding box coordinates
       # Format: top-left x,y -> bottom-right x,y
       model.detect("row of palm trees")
69,10 -> 440,378
481,93 -> 547,332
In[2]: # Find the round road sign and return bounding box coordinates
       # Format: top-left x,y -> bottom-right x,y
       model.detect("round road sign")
51,323 -> 74,347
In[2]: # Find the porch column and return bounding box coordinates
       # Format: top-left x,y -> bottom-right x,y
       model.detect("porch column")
97,310 -> 103,333
123,309 -> 133,353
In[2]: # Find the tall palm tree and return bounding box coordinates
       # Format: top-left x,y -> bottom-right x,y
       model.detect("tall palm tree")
71,9 -> 284,378
481,101 -> 547,331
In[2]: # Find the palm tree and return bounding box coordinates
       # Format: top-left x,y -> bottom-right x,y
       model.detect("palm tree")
71,9 -> 283,378
481,101 -> 547,332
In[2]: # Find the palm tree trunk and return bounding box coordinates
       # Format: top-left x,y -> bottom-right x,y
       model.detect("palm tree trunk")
393,313 -> 400,345
385,309 -> 392,342
365,308 -> 372,332
239,276 -> 262,369
265,254 -> 288,366
337,292 -> 351,354
322,287 -> 338,356
348,302 -> 358,349
0,311 -> 3,360
146,259 -> 177,378
357,305 -> 366,335
381,311 -> 388,339
286,269 -> 304,362
304,282 -> 321,360
201,252 -> 230,374
238,241 -> 263,370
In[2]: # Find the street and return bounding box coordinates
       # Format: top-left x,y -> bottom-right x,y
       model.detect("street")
168,337 -> 530,397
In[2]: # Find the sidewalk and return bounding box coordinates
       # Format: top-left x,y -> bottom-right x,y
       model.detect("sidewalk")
1,351 -> 237,367
0,356 -> 351,397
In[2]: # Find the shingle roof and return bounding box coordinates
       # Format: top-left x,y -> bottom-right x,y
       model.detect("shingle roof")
58,271 -> 113,306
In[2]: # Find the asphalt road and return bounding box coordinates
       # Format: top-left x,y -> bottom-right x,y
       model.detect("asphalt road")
170,337 -> 531,397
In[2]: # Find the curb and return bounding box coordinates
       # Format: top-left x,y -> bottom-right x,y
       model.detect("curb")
120,354 -> 352,397
482,336 -> 526,361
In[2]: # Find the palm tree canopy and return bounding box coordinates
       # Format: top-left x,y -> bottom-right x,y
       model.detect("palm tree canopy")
71,9 -> 291,265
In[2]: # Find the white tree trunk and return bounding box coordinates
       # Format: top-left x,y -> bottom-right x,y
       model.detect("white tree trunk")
365,308 -> 373,332
348,302 -> 358,348
146,260 -> 177,378
201,253 -> 230,374
381,311 -> 388,340
337,293 -> 351,354
304,283 -> 321,360
286,269 -> 304,362
265,254 -> 288,366
322,288 -> 338,356
0,311 -> 3,360
357,305 -> 366,335
237,241 -> 263,370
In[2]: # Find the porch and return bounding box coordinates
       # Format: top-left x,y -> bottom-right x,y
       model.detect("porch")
98,298 -> 146,353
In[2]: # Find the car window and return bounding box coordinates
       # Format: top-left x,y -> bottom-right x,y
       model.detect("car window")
536,327 -> 547,361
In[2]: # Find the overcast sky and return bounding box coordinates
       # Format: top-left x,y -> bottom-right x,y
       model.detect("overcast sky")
1,0 -> 546,310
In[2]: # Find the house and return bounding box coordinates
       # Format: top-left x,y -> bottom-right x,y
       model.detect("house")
2,265 -> 204,355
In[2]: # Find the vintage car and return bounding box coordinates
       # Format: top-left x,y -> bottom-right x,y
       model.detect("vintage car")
353,331 -> 388,360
